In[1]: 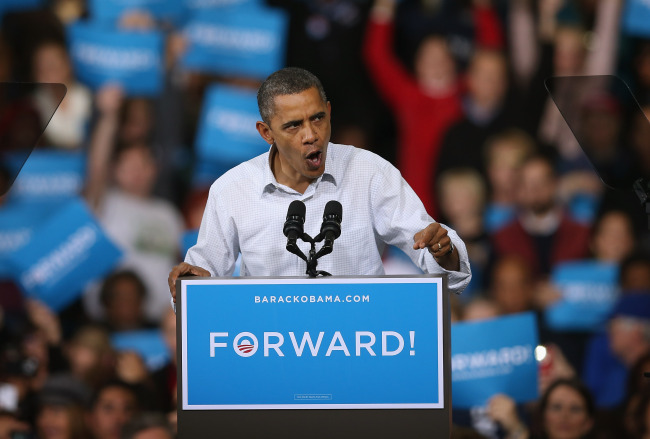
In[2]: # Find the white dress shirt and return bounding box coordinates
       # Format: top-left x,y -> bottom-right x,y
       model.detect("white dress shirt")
185,143 -> 471,294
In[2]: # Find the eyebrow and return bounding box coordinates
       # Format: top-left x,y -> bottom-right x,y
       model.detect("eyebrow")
281,111 -> 327,129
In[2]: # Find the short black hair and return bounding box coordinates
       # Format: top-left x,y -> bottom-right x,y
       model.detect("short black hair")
257,67 -> 327,124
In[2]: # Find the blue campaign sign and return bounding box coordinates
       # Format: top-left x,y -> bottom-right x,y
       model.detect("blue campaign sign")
88,0 -> 185,23
623,0 -> 650,37
451,313 -> 539,409
4,150 -> 85,207
7,198 -> 122,312
182,6 -> 288,79
184,0 -> 261,11
194,84 -> 269,166
545,261 -> 619,331
0,204 -> 53,279
67,22 -> 164,96
181,277 -> 443,409
112,329 -> 170,371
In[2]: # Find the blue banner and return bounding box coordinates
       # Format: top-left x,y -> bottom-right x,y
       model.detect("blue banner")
623,0 -> 650,37
194,84 -> 269,166
181,277 -> 443,409
88,0 -> 185,23
451,313 -> 539,408
112,329 -> 170,371
68,22 -> 164,96
545,261 -> 619,331
184,0 -> 261,11
3,150 -> 85,207
0,204 -> 53,279
182,6 -> 288,79
7,199 -> 122,311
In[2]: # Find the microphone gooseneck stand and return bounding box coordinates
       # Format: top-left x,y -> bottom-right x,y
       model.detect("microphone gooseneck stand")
284,200 -> 342,278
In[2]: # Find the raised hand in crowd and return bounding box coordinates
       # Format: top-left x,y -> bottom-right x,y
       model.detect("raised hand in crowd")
25,299 -> 62,347
538,344 -> 576,396
84,84 -> 124,210
486,394 -> 529,439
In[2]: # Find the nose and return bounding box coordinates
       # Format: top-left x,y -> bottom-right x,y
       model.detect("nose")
302,122 -> 317,144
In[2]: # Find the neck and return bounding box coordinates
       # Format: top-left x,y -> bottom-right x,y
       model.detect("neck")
270,145 -> 312,194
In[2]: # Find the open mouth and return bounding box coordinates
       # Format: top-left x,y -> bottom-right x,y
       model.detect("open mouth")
305,150 -> 322,169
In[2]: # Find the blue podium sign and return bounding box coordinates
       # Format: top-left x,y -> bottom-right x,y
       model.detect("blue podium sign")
180,277 -> 443,410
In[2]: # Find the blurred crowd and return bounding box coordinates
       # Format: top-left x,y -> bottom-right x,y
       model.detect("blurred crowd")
0,0 -> 650,438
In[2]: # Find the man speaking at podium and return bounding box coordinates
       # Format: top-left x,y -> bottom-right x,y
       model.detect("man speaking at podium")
168,67 -> 471,302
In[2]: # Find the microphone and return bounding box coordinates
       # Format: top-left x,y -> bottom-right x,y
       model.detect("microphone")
319,201 -> 342,248
283,200 -> 306,244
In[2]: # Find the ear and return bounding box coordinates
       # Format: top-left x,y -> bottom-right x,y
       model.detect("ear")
256,121 -> 274,146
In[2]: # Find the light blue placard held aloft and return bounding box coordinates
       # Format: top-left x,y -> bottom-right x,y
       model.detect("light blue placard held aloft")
7,198 -> 123,311
194,84 -> 269,167
181,277 -> 443,410
4,150 -> 86,208
67,21 -> 164,96
182,5 -> 288,79
545,261 -> 619,331
451,312 -> 539,408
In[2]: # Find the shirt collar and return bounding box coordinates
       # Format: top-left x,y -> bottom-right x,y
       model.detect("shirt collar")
261,143 -> 338,196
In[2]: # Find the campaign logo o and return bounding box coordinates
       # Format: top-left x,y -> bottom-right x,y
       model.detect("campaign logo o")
233,332 -> 258,357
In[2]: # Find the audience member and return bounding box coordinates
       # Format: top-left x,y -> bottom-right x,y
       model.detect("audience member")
84,86 -> 184,323
491,154 -> 591,278
35,374 -> 91,439
363,0 -> 503,215
30,39 -> 91,150
87,381 -> 139,439
98,271 -> 156,333
483,129 -> 536,232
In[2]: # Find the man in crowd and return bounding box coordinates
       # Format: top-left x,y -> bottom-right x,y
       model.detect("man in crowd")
168,67 -> 471,298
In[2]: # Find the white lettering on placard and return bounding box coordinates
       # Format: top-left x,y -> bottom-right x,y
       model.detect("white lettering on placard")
14,174 -> 82,196
451,345 -> 534,382
187,0 -> 248,7
21,224 -> 98,289
208,109 -> 260,138
209,330 -> 415,358
0,228 -> 31,252
187,23 -> 276,53
72,43 -> 158,70
563,283 -> 616,304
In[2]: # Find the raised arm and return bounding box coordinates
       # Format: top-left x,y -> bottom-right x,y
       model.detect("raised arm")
362,0 -> 421,108
84,85 -> 123,211
583,0 -> 623,76
473,0 -> 504,49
